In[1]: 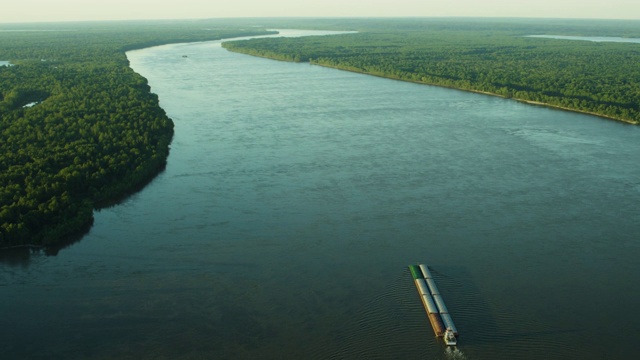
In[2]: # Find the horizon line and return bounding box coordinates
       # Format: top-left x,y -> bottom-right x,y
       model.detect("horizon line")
2,15 -> 640,26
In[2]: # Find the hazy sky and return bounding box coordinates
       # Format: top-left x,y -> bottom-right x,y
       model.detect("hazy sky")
3,0 -> 640,23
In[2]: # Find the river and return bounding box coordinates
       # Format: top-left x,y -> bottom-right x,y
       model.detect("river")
1,29 -> 639,359
526,35 -> 640,43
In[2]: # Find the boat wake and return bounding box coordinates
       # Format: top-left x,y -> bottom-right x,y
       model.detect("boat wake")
445,346 -> 467,360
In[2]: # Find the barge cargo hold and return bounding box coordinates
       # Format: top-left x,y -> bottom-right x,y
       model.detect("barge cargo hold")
409,264 -> 459,345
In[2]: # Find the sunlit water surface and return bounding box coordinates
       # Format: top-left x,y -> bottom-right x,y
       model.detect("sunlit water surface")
527,35 -> 640,43
2,30 -> 640,359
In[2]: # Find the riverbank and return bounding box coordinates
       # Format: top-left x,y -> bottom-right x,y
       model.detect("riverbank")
514,99 -> 639,125
308,61 -> 640,126
221,45 -> 638,126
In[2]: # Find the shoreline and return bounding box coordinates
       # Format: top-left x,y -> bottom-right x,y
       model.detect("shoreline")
222,46 -> 637,126
308,61 -> 639,126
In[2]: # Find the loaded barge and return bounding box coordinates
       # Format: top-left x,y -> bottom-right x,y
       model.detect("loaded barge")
409,264 -> 458,346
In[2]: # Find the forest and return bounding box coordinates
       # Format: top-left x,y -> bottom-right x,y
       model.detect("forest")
223,18 -> 640,124
0,21 -> 274,247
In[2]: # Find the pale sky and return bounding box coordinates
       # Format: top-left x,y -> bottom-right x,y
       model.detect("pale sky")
2,0 -> 640,23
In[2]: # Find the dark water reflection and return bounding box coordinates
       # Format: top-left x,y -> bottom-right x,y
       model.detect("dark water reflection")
2,30 -> 640,359
0,248 -> 34,268
0,218 -> 92,263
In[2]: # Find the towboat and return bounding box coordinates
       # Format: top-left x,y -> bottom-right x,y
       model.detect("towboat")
444,327 -> 457,346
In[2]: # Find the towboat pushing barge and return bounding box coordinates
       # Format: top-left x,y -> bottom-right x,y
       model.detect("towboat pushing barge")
444,328 -> 457,346
409,264 -> 459,346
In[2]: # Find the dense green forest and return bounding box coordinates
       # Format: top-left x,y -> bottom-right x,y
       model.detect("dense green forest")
223,18 -> 640,124
0,21 -> 274,247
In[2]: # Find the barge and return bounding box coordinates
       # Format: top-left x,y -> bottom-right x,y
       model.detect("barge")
409,264 -> 458,345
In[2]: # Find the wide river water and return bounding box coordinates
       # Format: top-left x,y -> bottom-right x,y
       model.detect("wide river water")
2,29 -> 640,359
